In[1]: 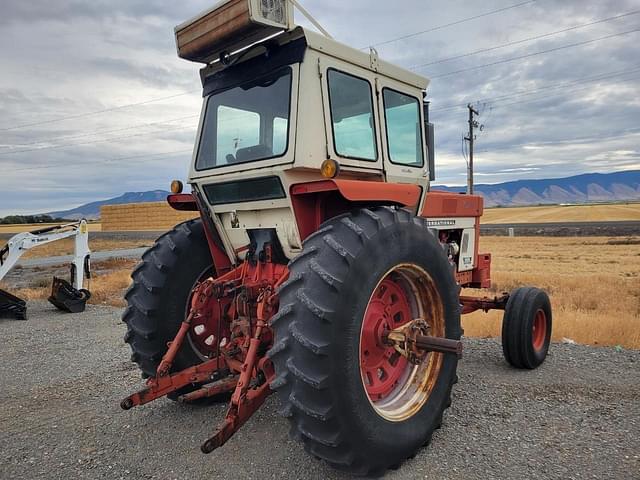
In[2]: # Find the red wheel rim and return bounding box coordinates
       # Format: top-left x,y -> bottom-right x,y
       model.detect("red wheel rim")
532,309 -> 547,352
359,264 -> 445,422
185,268 -> 231,359
188,295 -> 231,358
360,277 -> 411,401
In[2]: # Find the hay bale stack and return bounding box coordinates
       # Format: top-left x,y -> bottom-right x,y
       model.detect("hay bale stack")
101,202 -> 199,231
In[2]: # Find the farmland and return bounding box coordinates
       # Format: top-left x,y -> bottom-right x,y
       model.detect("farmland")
463,236 -> 640,349
2,233 -> 639,350
482,202 -> 640,224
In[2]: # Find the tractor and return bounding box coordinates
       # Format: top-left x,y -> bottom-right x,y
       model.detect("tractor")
121,1 -> 553,475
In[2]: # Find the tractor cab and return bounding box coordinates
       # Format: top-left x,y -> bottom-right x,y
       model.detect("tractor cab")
172,0 -> 480,273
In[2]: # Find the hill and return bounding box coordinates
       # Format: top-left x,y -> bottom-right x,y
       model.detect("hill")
38,170 -> 640,220
47,190 -> 170,220
435,170 -> 640,207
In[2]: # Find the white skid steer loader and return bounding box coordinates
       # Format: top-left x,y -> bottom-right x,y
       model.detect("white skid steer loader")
0,220 -> 92,320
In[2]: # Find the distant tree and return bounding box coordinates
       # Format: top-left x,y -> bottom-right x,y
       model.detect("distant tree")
0,214 -> 71,225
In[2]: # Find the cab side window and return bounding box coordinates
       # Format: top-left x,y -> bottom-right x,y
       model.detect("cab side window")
383,89 -> 424,167
327,69 -> 377,161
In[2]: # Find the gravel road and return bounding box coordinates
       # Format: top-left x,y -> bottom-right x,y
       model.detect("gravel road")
1,302 -> 638,480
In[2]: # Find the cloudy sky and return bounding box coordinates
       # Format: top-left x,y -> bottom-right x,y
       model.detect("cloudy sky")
1,0 -> 639,215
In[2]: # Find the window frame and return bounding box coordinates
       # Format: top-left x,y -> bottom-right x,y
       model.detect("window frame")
194,66 -> 293,172
326,68 -> 379,163
381,87 -> 425,168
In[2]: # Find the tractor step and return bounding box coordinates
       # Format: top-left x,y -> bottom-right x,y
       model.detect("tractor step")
48,277 -> 91,313
0,288 -> 27,320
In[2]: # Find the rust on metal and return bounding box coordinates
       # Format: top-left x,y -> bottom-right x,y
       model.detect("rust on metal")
460,293 -> 509,315
121,244 -> 286,452
385,318 -> 463,361
178,376 -> 238,403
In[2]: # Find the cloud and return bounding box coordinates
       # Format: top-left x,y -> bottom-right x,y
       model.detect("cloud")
0,0 -> 638,215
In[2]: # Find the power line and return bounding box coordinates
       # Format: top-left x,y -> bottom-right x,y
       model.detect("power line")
411,10 -> 640,69
484,74 -> 640,110
425,28 -> 640,78
0,90 -> 199,133
0,115 -> 199,149
475,129 -> 640,153
431,66 -> 640,112
362,0 -> 538,49
0,123 -> 198,156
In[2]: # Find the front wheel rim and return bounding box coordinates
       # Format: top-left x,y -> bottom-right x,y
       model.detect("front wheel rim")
532,309 -> 547,352
359,263 -> 445,422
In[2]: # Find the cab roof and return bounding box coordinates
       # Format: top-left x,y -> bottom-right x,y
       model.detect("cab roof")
199,27 -> 429,92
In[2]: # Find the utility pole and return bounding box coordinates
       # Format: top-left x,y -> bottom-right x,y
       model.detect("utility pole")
464,104 -> 480,195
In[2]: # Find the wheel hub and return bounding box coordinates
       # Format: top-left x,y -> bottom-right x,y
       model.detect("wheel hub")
532,309 -> 547,352
359,265 -> 446,422
360,278 -> 410,400
186,274 -> 232,359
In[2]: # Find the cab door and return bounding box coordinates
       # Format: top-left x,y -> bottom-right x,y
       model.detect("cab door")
375,78 -> 429,210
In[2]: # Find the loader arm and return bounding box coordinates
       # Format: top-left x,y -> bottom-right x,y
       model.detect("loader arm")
0,220 -> 91,288
0,220 -> 92,320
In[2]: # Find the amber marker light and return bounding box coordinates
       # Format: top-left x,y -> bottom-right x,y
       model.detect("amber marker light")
170,180 -> 184,194
321,159 -> 340,179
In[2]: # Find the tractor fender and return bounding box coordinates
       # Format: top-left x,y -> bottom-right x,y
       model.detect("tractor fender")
290,179 -> 421,206
290,179 -> 422,241
167,193 -> 198,211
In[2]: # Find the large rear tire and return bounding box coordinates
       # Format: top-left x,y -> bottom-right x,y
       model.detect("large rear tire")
269,207 -> 461,476
123,219 -> 214,385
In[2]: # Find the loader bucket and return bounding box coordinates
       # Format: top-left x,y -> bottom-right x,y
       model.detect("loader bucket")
48,277 -> 91,313
0,289 -> 27,320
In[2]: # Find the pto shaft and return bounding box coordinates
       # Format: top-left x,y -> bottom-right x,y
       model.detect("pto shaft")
413,335 -> 463,359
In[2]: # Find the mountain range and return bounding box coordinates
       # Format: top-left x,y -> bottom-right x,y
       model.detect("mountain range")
434,170 -> 640,207
46,171 -> 640,219
47,190 -> 170,220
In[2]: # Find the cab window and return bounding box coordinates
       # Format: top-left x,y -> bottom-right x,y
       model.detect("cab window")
382,89 -> 424,167
196,67 -> 292,170
327,69 -> 377,161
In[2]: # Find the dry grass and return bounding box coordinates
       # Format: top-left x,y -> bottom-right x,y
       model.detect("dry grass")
463,236 -> 640,349
482,202 -> 640,224
18,237 -> 153,259
7,258 -> 136,308
5,235 -> 639,349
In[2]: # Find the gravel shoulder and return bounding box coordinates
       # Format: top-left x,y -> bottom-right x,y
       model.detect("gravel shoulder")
1,302 -> 638,480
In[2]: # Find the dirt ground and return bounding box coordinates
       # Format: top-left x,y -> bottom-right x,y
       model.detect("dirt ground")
0,302 -> 638,480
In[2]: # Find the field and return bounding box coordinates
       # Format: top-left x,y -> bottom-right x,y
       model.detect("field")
1,258 -> 137,307
482,202 -> 640,224
2,234 -> 639,349
463,236 -> 640,349
19,236 -> 153,259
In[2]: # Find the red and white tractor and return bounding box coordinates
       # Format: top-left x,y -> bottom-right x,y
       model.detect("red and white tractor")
121,1 -> 552,475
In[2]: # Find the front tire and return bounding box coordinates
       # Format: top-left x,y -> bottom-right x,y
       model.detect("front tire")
269,207 -> 461,476
502,287 -> 552,369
